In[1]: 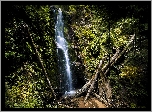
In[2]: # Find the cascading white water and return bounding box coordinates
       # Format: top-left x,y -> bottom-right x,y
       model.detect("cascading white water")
55,8 -> 74,94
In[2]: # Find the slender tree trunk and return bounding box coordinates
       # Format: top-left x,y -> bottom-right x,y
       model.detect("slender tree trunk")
25,24 -> 57,101
84,60 -> 104,101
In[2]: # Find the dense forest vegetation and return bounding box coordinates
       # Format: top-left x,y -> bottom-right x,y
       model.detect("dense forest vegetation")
3,2 -> 150,109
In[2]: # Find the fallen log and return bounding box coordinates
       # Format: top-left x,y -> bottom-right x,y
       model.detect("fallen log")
74,34 -> 136,102
94,93 -> 108,107
84,49 -> 120,101
99,34 -> 136,78
84,60 -> 104,101
103,34 -> 135,77
101,48 -> 120,76
75,79 -> 93,97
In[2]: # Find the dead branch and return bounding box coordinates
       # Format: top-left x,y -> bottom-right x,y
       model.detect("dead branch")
75,79 -> 93,97
103,34 -> 135,76
98,34 -> 136,78
75,34 -> 136,102
84,60 -> 104,101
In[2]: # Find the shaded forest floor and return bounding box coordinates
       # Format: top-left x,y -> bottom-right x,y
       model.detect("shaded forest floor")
75,96 -> 106,108
58,95 -> 106,108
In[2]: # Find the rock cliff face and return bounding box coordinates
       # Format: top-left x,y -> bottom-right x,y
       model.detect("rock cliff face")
63,13 -> 86,91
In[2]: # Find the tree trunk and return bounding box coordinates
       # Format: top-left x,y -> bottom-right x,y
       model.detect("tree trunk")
25,24 -> 57,101
75,79 -> 93,97
84,60 -> 104,101
74,34 -> 135,105
103,34 -> 135,77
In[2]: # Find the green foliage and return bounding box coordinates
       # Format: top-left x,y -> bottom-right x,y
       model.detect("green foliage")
110,18 -> 136,47
63,5 -> 149,108
119,66 -> 138,78
5,68 -> 43,108
66,5 -> 138,79
4,4 -> 149,108
5,5 -> 58,108
5,82 -> 43,108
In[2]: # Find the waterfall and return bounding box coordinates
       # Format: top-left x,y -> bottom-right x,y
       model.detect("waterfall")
55,8 -> 74,95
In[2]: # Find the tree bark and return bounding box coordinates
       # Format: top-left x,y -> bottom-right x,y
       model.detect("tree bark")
101,34 -> 135,77
75,79 -> 93,97
94,93 -> 108,107
74,34 -> 135,104
84,60 -> 104,101
25,24 -> 57,101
